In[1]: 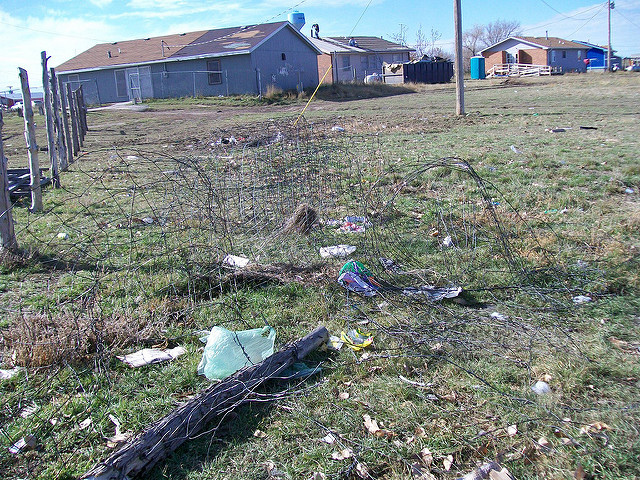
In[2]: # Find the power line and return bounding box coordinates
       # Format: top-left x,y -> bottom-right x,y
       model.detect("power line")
348,0 -> 375,37
614,8 -> 640,31
566,3 -> 607,38
262,0 -> 310,24
537,0 -> 605,21
521,3 -> 605,33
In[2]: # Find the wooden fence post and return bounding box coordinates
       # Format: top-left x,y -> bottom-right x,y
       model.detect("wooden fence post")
77,86 -> 88,139
49,68 -> 68,172
18,68 -> 43,213
66,83 -> 80,154
0,111 -> 17,251
58,77 -> 73,164
41,51 -> 59,188
72,89 -> 83,148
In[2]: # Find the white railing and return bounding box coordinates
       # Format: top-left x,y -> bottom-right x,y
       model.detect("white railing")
487,63 -> 552,77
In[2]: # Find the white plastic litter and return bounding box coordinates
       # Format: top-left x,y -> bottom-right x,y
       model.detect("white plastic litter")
331,126 -> 345,132
0,367 -> 22,380
442,235 -> 453,247
223,254 -> 250,268
490,312 -> 508,321
510,145 -> 523,154
319,245 -> 356,258
531,380 -> 551,395
572,295 -> 592,304
117,346 -> 186,368
9,435 -> 36,455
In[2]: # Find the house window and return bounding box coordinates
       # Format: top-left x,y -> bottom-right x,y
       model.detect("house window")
281,53 -> 286,61
577,50 -> 582,60
342,55 -> 351,69
551,50 -> 556,63
562,50 -> 567,58
207,59 -> 222,85
114,70 -> 127,97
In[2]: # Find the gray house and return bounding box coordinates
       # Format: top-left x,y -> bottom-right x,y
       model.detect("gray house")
309,36 -> 413,83
55,21 -> 322,104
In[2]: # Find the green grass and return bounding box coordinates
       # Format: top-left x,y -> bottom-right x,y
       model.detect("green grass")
1,73 -> 639,480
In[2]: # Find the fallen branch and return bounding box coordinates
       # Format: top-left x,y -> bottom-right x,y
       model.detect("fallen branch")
82,326 -> 329,480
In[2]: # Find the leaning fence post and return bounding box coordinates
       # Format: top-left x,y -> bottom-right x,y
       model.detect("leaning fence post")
66,83 -> 80,153
18,68 -> 43,212
49,68 -> 68,172
77,85 -> 88,137
58,77 -> 73,164
41,51 -> 59,188
72,89 -> 83,148
0,111 -> 17,251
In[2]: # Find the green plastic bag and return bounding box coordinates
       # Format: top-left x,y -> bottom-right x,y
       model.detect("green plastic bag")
197,325 -> 276,380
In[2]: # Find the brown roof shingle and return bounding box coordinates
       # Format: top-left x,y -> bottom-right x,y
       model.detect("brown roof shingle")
515,36 -> 587,49
55,21 -> 309,72
55,30 -> 208,72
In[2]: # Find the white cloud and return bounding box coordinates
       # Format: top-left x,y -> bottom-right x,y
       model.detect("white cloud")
88,0 -> 114,7
0,9 -> 120,89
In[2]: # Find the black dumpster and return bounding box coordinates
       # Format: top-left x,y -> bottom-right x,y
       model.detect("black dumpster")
403,60 -> 454,84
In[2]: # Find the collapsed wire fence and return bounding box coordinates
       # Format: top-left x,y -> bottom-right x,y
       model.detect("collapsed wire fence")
0,118 -> 632,479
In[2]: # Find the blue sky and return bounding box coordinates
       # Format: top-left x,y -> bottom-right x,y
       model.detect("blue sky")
1,0 -> 639,90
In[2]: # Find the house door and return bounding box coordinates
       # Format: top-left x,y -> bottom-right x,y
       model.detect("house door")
125,67 -> 153,102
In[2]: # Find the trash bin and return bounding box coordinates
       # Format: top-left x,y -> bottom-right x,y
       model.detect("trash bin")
470,56 -> 486,79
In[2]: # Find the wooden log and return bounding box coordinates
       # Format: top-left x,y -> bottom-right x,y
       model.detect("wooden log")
81,326 -> 329,480
18,68 -> 43,212
58,76 -> 74,164
0,111 -> 17,251
67,84 -> 80,153
41,51 -> 59,188
50,68 -> 68,172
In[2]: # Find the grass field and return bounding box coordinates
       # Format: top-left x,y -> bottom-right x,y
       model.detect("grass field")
1,73 -> 639,480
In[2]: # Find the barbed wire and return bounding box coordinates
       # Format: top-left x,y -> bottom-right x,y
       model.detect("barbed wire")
0,118 -> 632,479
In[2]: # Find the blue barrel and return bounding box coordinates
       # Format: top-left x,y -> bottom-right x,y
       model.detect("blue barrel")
470,56 -> 486,79
287,11 -> 305,31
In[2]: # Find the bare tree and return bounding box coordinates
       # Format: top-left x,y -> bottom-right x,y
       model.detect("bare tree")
429,28 -> 442,56
462,24 -> 486,72
463,24 -> 485,57
483,19 -> 522,47
430,47 -> 453,61
461,20 -> 521,71
390,24 -> 408,47
412,25 -> 428,60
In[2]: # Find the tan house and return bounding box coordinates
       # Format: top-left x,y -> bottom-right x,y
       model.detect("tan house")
308,36 -> 413,83
481,36 -> 589,75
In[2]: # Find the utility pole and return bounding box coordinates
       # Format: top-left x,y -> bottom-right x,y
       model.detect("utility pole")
454,0 -> 464,115
607,0 -> 614,71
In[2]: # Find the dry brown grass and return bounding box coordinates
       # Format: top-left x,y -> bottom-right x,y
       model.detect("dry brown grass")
0,310 -> 171,368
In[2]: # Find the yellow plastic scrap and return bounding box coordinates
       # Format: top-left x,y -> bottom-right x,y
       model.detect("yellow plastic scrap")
340,329 -> 374,351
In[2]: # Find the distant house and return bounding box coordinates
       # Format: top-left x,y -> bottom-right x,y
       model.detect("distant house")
1,90 -> 44,109
481,36 -> 589,75
572,41 -> 621,70
308,36 -> 413,83
55,21 -> 322,104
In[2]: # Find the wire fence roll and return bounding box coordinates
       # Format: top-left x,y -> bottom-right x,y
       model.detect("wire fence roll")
0,118 -> 628,480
